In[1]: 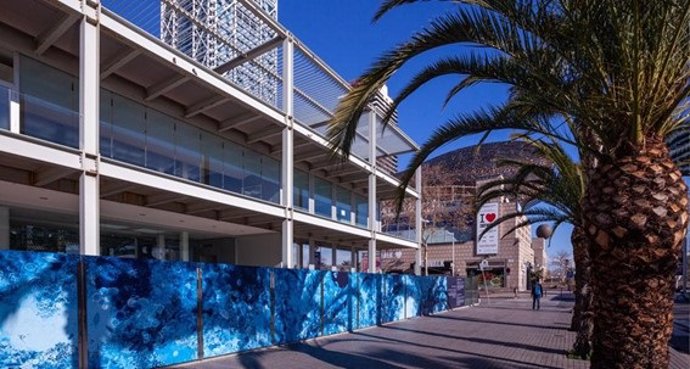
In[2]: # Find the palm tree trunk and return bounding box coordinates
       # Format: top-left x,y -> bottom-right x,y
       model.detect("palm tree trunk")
571,226 -> 593,359
583,139 -> 688,369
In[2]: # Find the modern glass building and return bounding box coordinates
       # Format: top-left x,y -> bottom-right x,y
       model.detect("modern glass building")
0,0 -> 422,273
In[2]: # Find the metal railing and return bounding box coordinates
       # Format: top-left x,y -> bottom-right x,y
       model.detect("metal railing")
100,0 -> 417,173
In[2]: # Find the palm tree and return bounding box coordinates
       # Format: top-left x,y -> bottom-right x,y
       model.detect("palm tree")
327,1 -> 690,367
473,138 -> 593,359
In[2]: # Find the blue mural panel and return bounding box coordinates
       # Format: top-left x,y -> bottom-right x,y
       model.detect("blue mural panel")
403,275 -> 420,318
85,256 -> 198,369
201,263 -> 271,357
381,274 -> 405,323
322,271 -> 354,336
357,273 -> 380,328
0,250 -> 79,369
432,276 -> 449,313
419,276 -> 435,316
274,269 -> 323,343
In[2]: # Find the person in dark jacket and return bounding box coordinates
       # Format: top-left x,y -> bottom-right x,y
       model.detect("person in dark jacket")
531,280 -> 543,310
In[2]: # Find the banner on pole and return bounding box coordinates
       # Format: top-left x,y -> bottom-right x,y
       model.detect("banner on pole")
476,202 -> 499,255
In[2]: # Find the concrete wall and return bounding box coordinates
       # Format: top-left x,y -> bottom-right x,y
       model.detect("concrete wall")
235,233 -> 281,267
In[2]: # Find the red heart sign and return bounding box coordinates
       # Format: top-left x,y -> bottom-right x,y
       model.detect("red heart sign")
485,213 -> 496,222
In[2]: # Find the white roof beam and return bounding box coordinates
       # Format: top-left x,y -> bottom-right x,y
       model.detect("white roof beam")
35,13 -> 80,55
146,193 -> 187,207
295,150 -> 329,163
326,166 -> 363,178
272,140 -> 312,155
101,48 -> 142,80
309,158 -> 341,171
185,203 -> 220,215
185,96 -> 231,118
246,126 -> 283,145
145,75 -> 190,102
218,113 -> 263,132
337,172 -> 369,184
101,183 -> 136,198
33,166 -> 73,186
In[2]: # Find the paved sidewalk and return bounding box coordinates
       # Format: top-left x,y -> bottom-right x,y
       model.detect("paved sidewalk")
171,296 -> 690,369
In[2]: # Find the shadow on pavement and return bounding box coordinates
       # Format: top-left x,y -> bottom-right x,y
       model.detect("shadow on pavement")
475,304 -> 572,314
290,343 -> 408,369
350,331 -> 564,369
379,325 -> 567,355
436,355 -> 563,369
427,313 -> 571,331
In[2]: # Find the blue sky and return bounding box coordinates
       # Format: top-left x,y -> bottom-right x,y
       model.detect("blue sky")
279,0 -> 572,263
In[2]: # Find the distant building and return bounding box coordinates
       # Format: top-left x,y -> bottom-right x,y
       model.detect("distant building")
161,0 -> 280,105
531,237 -> 548,277
380,141 -> 551,291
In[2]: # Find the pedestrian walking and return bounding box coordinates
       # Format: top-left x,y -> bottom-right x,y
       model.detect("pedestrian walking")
532,280 -> 543,310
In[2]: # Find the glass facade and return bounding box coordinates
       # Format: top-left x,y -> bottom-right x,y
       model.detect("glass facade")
10,222 -> 80,253
314,177 -> 332,218
294,170 -> 309,210
355,195 -> 368,228
10,56 -> 389,234
0,84 -> 8,130
100,90 -> 282,204
335,186 -> 351,223
19,56 -> 79,148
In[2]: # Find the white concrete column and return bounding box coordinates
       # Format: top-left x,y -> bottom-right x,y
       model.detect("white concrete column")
0,207 -> 9,249
280,122 -> 294,269
280,36 -> 294,269
367,110 -> 377,273
80,9 -> 99,156
350,246 -> 356,271
80,173 -> 99,255
79,6 -> 100,256
180,231 -> 189,262
415,167 -> 423,275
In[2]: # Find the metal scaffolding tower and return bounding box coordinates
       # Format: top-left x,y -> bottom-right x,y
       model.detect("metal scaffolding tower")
160,0 -> 280,106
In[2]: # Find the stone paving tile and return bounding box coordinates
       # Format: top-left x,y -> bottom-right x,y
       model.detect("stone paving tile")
170,296 -> 690,369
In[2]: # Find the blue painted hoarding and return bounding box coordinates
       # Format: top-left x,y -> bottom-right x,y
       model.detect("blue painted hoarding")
0,251 -> 79,369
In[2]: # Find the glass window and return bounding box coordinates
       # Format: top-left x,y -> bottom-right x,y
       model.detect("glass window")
335,186 -> 352,223
111,94 -> 146,166
0,84 -> 9,130
243,150 -> 262,198
19,56 -> 79,148
201,131 -> 225,188
294,170 -> 309,210
319,246 -> 333,269
224,144 -> 243,193
355,195 -> 368,228
262,156 -> 280,203
146,109 -> 176,175
314,177 -> 332,218
174,122 -> 201,182
100,91 -> 112,158
9,215 -> 79,254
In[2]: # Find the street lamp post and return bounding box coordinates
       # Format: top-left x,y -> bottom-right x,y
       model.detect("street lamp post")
451,238 -> 455,276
